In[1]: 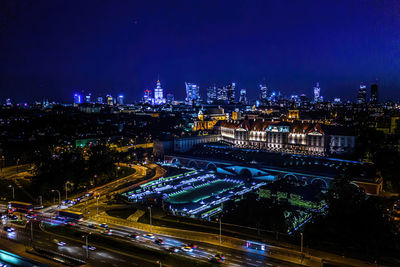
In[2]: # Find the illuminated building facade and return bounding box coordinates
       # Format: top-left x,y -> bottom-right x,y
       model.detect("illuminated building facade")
227,82 -> 236,104
74,93 -> 82,105
259,84 -> 268,102
239,89 -> 247,105
207,85 -> 217,104
313,82 -> 321,103
117,95 -> 124,105
185,82 -> 200,105
154,80 -> 166,105
217,119 -> 356,155
357,83 -> 367,104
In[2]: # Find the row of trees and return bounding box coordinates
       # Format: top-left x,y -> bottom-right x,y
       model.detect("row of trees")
32,145 -> 117,196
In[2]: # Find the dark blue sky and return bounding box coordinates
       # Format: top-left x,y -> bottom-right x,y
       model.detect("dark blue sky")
1,0 -> 399,103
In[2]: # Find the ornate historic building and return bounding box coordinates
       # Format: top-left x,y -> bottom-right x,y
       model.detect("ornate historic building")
216,119 -> 356,155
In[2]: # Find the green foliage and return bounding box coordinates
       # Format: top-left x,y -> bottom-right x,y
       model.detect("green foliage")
32,144 -> 117,195
304,175 -> 398,261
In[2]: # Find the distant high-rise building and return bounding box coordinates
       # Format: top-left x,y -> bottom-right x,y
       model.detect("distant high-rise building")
259,84 -> 268,102
106,95 -> 113,105
97,97 -> 103,104
6,98 -> 12,106
357,83 -> 367,104
154,80 -> 165,105
227,83 -> 236,104
370,83 -> 378,104
217,86 -> 227,101
334,97 -> 341,104
117,95 -> 124,105
74,93 -> 82,104
166,93 -> 174,104
143,90 -> 152,104
239,89 -> 247,105
313,82 -> 321,103
85,93 -> 91,103
207,85 -> 217,104
185,82 -> 200,105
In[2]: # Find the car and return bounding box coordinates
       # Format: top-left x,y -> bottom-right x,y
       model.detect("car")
99,223 -> 108,228
26,214 -> 37,219
102,229 -> 112,235
127,233 -> 139,239
187,243 -> 198,249
181,246 -> 193,253
155,238 -> 164,245
143,233 -> 155,239
7,215 -> 18,220
66,221 -> 77,227
3,226 -> 15,232
210,253 -> 225,264
88,224 -> 97,229
53,239 -> 66,246
82,245 -> 96,251
167,247 -> 180,253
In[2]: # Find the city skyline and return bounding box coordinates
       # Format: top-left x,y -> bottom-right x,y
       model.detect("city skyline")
1,1 -> 400,103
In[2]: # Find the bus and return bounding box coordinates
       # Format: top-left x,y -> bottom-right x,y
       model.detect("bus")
56,210 -> 83,222
246,240 -> 267,251
8,201 -> 34,214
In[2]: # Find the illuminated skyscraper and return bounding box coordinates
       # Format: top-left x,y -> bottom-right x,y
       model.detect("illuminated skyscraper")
117,95 -> 124,105
85,93 -> 91,103
74,93 -> 82,104
154,80 -> 165,105
185,82 -> 200,105
370,83 -> 378,104
259,84 -> 268,102
96,96 -> 103,104
227,82 -> 236,104
143,89 -> 152,104
357,83 -> 367,104
313,82 -> 321,103
217,86 -> 227,101
106,95 -> 113,105
207,85 -> 217,104
166,93 -> 174,104
239,89 -> 247,105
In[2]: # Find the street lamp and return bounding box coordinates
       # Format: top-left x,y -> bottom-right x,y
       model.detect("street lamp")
65,181 -> 71,201
52,189 -> 61,205
9,185 -> 14,200
300,232 -> 304,253
16,158 -> 20,173
148,206 -> 152,233
96,194 -> 100,216
217,216 -> 222,245
82,233 -> 91,259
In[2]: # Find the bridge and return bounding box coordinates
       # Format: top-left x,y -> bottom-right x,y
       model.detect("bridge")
164,154 -> 382,194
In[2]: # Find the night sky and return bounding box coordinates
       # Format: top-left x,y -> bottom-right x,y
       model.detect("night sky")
1,0 -> 400,103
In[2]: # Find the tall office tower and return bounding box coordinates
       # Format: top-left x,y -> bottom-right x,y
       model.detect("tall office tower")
96,96 -> 103,104
143,89 -> 152,104
207,85 -> 217,104
74,93 -> 82,104
6,98 -> 12,106
185,82 -> 200,105
239,89 -> 247,105
259,84 -> 268,102
217,86 -> 227,101
106,95 -> 113,105
357,83 -> 367,104
370,83 -> 378,104
117,95 -> 124,105
227,82 -> 236,104
166,93 -> 174,104
85,93 -> 91,103
313,82 -> 321,103
154,80 -> 165,105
